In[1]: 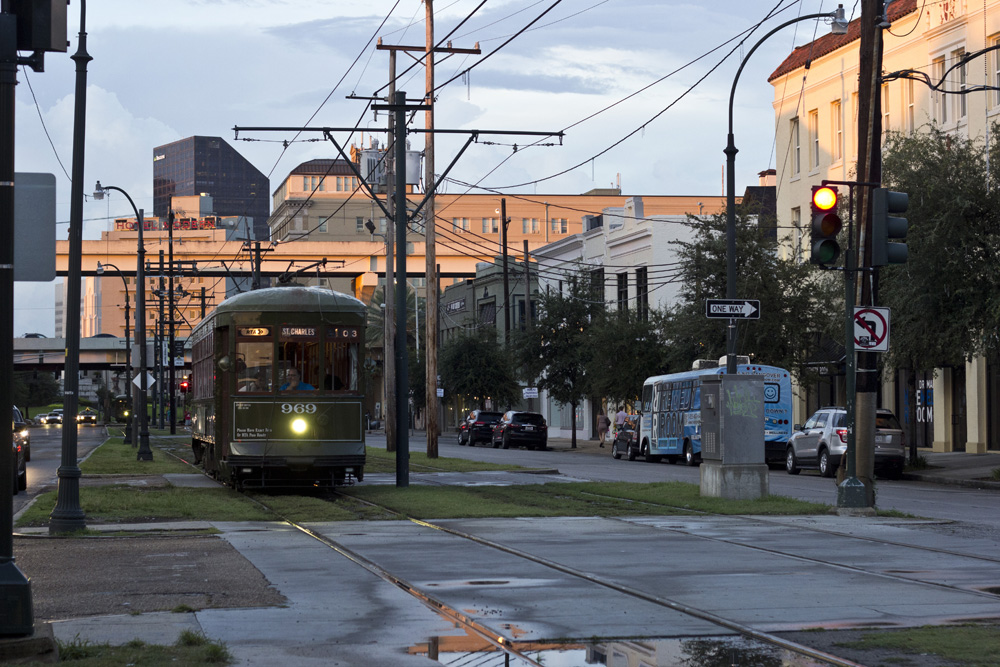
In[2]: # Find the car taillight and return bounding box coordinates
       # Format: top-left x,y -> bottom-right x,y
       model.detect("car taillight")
836,429 -> 848,443
474,421 -> 484,426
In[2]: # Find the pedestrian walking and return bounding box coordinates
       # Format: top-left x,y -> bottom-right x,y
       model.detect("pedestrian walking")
615,407 -> 627,435
597,412 -> 611,447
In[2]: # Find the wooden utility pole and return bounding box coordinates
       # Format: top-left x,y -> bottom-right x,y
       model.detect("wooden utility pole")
501,198 -> 511,342
377,18 -> 480,459
523,240 -> 533,411
846,0 -> 884,507
425,0 -> 439,458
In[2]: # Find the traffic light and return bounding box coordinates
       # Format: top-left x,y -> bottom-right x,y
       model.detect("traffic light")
179,379 -> 190,393
810,185 -> 843,266
872,187 -> 909,266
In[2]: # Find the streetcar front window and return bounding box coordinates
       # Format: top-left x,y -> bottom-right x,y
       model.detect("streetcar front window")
236,340 -> 273,392
325,325 -> 361,392
279,325 -> 320,391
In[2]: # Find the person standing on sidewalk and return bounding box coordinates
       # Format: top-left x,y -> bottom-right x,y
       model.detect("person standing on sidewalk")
615,407 -> 627,436
597,412 -> 611,447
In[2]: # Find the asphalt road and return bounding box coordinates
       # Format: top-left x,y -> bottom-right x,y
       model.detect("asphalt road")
377,432 -> 1000,531
13,423 -> 107,516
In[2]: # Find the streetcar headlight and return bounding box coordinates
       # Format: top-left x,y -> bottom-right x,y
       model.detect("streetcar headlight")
291,417 -> 308,434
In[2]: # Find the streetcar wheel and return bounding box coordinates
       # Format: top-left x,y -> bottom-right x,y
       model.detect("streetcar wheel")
611,442 -> 622,459
818,448 -> 835,478
786,447 -> 800,475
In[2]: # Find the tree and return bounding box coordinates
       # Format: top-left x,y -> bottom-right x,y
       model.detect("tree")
439,331 -> 520,411
662,207 -> 840,382
585,308 -> 669,408
880,125 -> 1000,369
513,276 -> 597,448
13,371 -> 60,418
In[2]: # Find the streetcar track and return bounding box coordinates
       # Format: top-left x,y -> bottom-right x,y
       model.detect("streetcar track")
155,437 -> 979,665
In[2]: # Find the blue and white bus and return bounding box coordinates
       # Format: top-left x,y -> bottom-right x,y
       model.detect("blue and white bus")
630,363 -> 793,465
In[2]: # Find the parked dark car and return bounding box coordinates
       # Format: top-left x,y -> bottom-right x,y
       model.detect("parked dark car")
458,410 -> 504,447
13,406 -> 30,462
12,407 -> 27,493
491,411 -> 547,450
610,424 -> 637,461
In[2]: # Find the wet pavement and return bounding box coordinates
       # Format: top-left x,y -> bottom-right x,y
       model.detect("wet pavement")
6,431 -> 1000,666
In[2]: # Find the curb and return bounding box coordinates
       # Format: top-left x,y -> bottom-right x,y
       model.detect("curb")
901,472 -> 1000,491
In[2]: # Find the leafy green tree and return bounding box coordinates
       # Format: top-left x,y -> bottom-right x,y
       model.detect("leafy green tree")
585,308 -> 669,408
880,125 -> 1000,369
439,331 -> 520,410
13,371 -> 60,418
662,207 -> 840,381
513,276 -> 597,447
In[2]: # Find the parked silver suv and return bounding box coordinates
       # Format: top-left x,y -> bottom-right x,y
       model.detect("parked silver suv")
785,407 -> 905,479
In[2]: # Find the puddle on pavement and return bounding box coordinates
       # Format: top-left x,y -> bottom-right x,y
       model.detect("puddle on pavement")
412,632 -> 835,666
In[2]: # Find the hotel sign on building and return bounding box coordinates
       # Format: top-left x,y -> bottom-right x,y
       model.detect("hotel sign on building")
114,216 -> 222,231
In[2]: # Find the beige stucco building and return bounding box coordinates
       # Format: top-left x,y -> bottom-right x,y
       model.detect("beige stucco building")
769,0 -> 999,452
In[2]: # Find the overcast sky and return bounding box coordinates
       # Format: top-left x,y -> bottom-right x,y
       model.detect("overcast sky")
12,0 -> 848,335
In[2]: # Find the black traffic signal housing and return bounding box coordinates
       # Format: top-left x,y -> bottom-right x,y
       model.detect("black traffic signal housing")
810,185 -> 843,266
179,379 -> 191,393
872,188 -> 909,266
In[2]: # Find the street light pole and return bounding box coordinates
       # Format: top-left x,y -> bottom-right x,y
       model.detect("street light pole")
94,182 -> 153,461
724,8 -> 846,375
97,262 -> 132,445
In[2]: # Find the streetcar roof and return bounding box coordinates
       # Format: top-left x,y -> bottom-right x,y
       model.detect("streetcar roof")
214,285 -> 366,315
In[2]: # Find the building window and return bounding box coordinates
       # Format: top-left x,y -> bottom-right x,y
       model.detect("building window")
808,109 -> 819,170
356,216 -> 364,232
881,84 -> 890,141
791,207 -> 802,262
482,217 -> 498,233
452,217 -> 469,232
933,56 -> 948,123
616,272 -> 628,312
905,79 -> 915,133
954,49 -> 967,118
791,117 -> 801,176
635,266 -> 648,321
317,216 -> 327,233
831,100 -> 842,162
850,93 -> 859,158
993,37 -> 1000,108
550,218 -> 567,233
522,218 -> 538,234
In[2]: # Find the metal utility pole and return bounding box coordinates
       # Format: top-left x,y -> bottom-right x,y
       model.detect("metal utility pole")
50,0 -> 92,537
168,210 -> 176,434
393,90 -> 410,486
424,0 -> 439,458
501,198 -> 511,342
384,49 -> 397,453
523,240 -> 533,410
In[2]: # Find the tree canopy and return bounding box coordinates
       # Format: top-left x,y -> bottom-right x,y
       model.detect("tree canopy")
439,331 -> 520,411
880,125 -> 1000,369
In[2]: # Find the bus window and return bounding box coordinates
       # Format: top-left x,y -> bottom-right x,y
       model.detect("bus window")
279,325 -> 320,391
692,386 -> 701,411
641,384 -> 653,414
236,327 -> 274,392
671,387 -> 681,411
324,325 -> 361,391
657,383 -> 671,412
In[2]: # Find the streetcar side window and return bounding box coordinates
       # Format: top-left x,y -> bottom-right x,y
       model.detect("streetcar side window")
279,325 -> 320,391
325,325 -> 361,391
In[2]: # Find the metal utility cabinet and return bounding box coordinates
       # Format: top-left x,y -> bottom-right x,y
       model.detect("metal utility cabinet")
700,374 -> 769,499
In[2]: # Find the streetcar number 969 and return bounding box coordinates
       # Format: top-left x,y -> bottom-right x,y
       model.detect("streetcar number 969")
281,403 -> 317,414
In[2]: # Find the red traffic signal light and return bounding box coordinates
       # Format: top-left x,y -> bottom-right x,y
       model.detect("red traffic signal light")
810,185 -> 843,266
179,380 -> 190,393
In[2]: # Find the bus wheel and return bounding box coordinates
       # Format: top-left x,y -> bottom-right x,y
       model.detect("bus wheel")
683,442 -> 697,466
644,446 -> 660,463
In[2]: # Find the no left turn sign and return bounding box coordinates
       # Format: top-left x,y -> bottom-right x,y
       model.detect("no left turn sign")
853,307 -> 890,352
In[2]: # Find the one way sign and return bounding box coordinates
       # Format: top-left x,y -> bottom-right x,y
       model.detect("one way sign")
705,299 -> 760,319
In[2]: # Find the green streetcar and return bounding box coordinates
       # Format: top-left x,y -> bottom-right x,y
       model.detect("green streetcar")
189,285 -> 367,489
